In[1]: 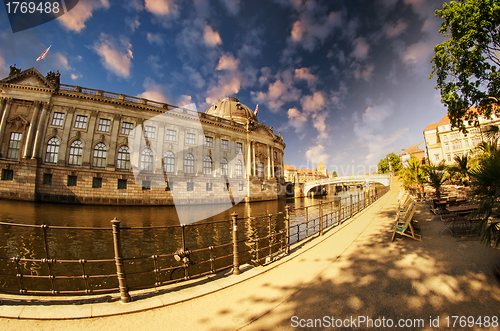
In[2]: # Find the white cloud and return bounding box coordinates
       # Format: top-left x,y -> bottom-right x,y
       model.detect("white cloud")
289,9 -> 341,52
205,73 -> 241,105
70,73 -> 82,80
287,107 -> 307,132
147,33 -> 164,46
178,95 -> 193,107
312,112 -> 329,140
301,91 -> 326,114
145,0 -> 179,17
252,69 -> 301,112
125,16 -> 141,32
305,144 -> 329,165
294,67 -> 317,87
353,63 -> 374,81
53,53 -> 72,71
351,37 -> 370,60
385,19 -> 408,38
57,0 -> 109,32
216,53 -> 239,71
203,25 -> 222,46
219,0 -> 240,15
138,78 -> 170,103
92,33 -> 133,78
0,52 -> 7,78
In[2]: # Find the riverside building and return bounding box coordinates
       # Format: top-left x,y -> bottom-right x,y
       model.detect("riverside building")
0,66 -> 286,205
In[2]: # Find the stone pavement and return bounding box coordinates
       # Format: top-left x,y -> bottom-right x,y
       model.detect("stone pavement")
1,179 -> 500,330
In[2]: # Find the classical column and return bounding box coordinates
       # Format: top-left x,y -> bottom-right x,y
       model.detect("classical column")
267,145 -> 272,178
0,98 -> 13,152
246,139 -> 252,178
31,102 -> 49,159
23,101 -> 41,159
0,98 -> 6,119
271,146 -> 275,178
107,113 -> 122,168
251,142 -> 256,176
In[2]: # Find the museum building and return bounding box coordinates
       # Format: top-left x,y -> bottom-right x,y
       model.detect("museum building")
0,66 -> 286,205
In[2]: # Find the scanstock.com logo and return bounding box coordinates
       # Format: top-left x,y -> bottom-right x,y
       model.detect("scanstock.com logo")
3,0 -> 79,33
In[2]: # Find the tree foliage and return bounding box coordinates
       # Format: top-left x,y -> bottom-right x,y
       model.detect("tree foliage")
378,153 -> 402,174
430,0 -> 500,132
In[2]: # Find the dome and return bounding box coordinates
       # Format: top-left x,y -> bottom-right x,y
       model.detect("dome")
204,97 -> 258,125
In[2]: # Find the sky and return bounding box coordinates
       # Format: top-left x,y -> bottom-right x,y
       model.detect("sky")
0,0 -> 451,176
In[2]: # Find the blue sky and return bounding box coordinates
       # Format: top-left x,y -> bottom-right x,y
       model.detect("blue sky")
0,0 -> 449,175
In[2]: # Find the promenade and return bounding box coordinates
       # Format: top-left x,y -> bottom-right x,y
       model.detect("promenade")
1,179 -> 500,330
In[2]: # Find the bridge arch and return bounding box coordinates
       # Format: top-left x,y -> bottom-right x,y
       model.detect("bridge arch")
302,174 -> 391,197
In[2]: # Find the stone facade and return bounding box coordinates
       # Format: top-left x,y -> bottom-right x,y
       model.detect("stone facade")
0,67 -> 286,205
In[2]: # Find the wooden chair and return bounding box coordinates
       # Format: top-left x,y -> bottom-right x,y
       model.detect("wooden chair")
392,197 -> 422,241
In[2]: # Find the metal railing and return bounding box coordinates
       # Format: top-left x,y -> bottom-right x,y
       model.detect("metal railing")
0,187 -> 389,302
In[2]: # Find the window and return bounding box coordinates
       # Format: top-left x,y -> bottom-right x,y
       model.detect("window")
235,160 -> 243,177
464,139 -> 469,148
97,118 -> 111,132
7,132 -> 22,159
92,177 -> 102,188
163,151 -> 175,173
121,122 -> 133,135
93,143 -> 107,168
239,183 -> 244,191
69,140 -> 83,165
74,115 -> 87,129
117,146 -> 130,170
187,182 -> 194,191
2,169 -> 13,181
442,134 -> 447,141
445,143 -> 449,151
206,182 -> 212,191
205,136 -> 213,147
142,180 -> 151,190
141,148 -> 154,171
203,156 -> 212,175
144,125 -> 155,139
184,153 -> 194,174
118,179 -> 127,189
166,129 -> 176,141
43,173 -> 52,185
45,138 -> 59,163
186,132 -> 195,144
261,184 -> 266,191
257,162 -> 264,178
236,142 -> 242,153
447,154 -> 451,162
51,112 -> 64,126
220,158 -> 228,176
67,175 -> 77,186
221,139 -> 229,150
274,151 -> 277,159
434,154 -> 440,161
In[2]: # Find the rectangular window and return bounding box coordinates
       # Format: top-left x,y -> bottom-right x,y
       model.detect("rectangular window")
98,118 -> 111,132
74,115 -> 88,129
447,154 -> 451,162
142,180 -> 151,190
51,112 -> 64,126
464,139 -> 469,148
2,169 -> 13,181
144,126 -> 156,139
221,139 -> 229,150
166,129 -> 177,141
257,162 -> 264,178
43,173 -> 52,185
434,154 -> 440,161
117,179 -> 127,189
239,183 -> 244,191
121,122 -> 134,135
206,182 -> 212,191
445,143 -> 449,151
186,132 -> 195,145
7,132 -> 22,159
92,177 -> 102,188
205,136 -> 213,147
274,151 -> 277,159
67,175 -> 77,186
236,142 -> 242,153
187,182 -> 194,191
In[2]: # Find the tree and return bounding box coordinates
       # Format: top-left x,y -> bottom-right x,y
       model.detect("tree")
378,153 -> 402,174
449,154 -> 470,182
425,163 -> 448,199
430,0 -> 500,133
400,156 -> 427,196
378,158 -> 389,174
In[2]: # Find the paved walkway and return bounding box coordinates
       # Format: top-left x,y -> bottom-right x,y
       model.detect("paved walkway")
1,179 -> 500,330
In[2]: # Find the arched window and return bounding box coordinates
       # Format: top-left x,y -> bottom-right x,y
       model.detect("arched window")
93,143 -> 107,168
163,151 -> 175,173
116,146 -> 130,170
45,137 -> 59,163
69,140 -> 83,166
220,158 -> 228,176
184,153 -> 194,174
203,156 -> 212,175
235,160 -> 243,177
141,148 -> 154,171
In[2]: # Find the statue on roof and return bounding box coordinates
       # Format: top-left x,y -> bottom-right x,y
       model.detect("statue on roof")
46,70 -> 61,89
9,64 -> 21,77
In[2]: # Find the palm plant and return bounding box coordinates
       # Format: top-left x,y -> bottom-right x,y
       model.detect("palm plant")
400,156 -> 427,195
449,154 -> 470,183
425,164 -> 448,199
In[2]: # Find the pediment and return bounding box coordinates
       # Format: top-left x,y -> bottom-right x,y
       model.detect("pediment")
252,124 -> 276,138
0,67 -> 56,89
7,114 -> 29,129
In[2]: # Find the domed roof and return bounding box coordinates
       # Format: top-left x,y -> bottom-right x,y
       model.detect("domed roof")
204,97 -> 258,124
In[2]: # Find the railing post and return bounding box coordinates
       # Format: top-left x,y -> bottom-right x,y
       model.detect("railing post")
350,194 -> 353,218
319,201 -> 324,236
285,205 -> 290,255
268,214 -> 273,259
357,192 -> 360,212
338,197 -> 342,224
111,218 -> 131,303
231,212 -> 240,275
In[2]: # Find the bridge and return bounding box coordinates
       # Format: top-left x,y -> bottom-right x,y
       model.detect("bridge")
300,174 -> 391,197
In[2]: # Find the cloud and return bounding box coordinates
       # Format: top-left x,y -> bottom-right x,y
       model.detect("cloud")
70,73 -> 82,80
353,63 -> 374,81
125,16 -> 141,32
351,37 -> 370,61
385,19 -> 408,38
52,53 -> 72,71
301,91 -> 326,114
145,0 -> 179,16
203,25 -> 222,46
183,65 -> 206,89
137,78 -> 170,103
92,33 -> 133,78
57,0 -> 109,32
305,144 -> 329,165
147,33 -> 164,46
287,107 -> 307,132
0,52 -> 7,78
312,112 -> 329,140
216,53 -> 239,71
178,95 -> 193,107
219,0 -> 240,15
205,73 -> 241,105
252,69 -> 301,112
294,67 -> 317,87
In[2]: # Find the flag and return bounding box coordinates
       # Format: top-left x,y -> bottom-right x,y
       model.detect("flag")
36,45 -> 51,62
254,104 -> 259,115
